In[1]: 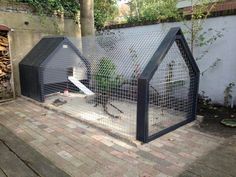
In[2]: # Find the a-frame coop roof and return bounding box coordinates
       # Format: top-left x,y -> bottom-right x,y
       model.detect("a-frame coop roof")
20,37 -> 81,67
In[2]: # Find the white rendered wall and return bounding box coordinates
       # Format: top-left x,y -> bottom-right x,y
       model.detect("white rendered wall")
111,15 -> 236,105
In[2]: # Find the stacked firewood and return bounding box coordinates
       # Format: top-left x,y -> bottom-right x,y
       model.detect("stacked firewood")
0,31 -> 13,100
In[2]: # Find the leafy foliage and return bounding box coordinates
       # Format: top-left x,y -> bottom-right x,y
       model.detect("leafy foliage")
94,0 -> 119,29
181,0 -> 224,76
95,58 -> 123,93
198,91 -> 212,110
94,58 -> 124,118
126,0 -> 179,24
17,0 -> 118,29
182,0 -> 223,51
16,0 -> 80,18
224,82 -> 235,107
142,0 -> 179,21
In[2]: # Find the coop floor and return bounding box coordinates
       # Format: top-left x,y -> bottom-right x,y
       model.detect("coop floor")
44,92 -> 187,139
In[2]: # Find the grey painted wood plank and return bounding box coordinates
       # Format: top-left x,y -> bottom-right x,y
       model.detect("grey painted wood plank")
0,124 -> 70,177
0,142 -> 37,177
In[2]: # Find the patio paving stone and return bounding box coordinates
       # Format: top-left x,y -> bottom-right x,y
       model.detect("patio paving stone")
0,98 -> 234,177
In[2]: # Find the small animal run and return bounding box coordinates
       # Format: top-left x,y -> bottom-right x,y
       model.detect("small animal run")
19,27 -> 199,143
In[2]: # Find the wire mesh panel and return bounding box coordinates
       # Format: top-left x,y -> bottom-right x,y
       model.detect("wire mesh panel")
148,41 -> 195,136
136,28 -> 199,142
20,27 -> 199,142
41,30 -> 167,139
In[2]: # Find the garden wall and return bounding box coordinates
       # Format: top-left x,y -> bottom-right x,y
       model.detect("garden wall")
0,2 -> 81,96
111,15 -> 236,105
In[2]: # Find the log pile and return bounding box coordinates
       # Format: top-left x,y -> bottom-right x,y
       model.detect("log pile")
0,31 -> 13,100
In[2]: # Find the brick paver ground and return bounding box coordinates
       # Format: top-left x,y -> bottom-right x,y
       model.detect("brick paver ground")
0,124 -> 70,177
0,98 -> 232,177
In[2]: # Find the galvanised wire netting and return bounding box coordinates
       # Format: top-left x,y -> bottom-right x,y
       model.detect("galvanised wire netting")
39,28 -> 198,141
41,29 -> 167,139
148,41 -> 195,136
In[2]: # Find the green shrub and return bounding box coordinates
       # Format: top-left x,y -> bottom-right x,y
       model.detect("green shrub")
94,0 -> 118,29
126,0 -> 179,24
95,58 -> 123,93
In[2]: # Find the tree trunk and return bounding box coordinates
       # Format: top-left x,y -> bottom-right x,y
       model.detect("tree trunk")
79,0 -> 95,37
78,0 -> 95,57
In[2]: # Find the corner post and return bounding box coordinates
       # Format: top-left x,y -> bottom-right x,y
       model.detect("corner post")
136,78 -> 149,143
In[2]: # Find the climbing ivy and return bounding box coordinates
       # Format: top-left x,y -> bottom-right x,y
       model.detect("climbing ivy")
16,0 -> 80,18
16,0 -> 118,29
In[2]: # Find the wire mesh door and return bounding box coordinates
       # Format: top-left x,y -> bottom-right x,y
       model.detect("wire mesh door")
136,28 -> 199,143
148,41 -> 196,137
